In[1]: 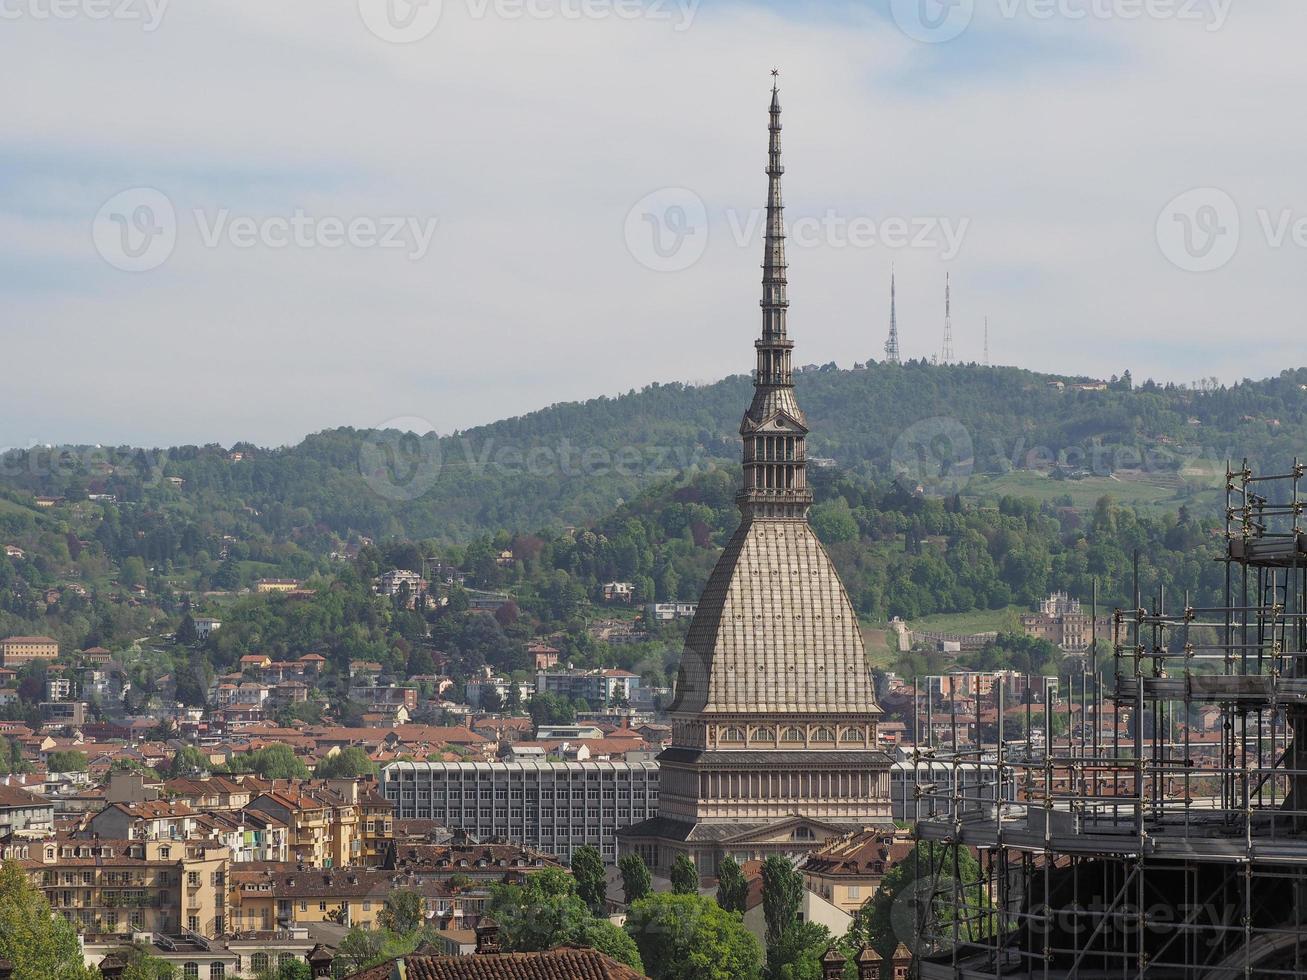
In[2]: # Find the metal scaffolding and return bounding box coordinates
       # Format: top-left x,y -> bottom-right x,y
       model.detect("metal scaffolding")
908,460 -> 1307,978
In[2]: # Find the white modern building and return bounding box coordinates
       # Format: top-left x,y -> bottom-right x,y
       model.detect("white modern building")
383,759 -> 659,864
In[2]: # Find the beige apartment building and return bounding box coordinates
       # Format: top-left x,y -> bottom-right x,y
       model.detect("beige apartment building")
0,635 -> 59,668
22,837 -> 230,939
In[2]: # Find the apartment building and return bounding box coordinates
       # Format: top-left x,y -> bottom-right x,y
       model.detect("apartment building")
0,635 -> 59,668
23,837 -> 229,939
245,790 -> 335,868
87,800 -> 199,841
193,810 -> 289,864
244,781 -> 365,869
534,668 -> 641,708
383,759 -> 660,864
0,784 -> 55,835
231,867 -> 482,933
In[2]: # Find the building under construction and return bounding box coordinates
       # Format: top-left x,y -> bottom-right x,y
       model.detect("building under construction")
908,460 -> 1307,978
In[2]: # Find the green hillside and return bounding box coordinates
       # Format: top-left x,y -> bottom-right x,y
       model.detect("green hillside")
4,361 -> 1304,549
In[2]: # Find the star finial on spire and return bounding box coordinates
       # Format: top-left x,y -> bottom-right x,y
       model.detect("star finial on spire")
771,68 -> 780,91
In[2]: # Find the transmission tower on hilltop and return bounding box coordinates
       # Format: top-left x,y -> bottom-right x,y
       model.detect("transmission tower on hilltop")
940,273 -> 954,364
884,267 -> 901,365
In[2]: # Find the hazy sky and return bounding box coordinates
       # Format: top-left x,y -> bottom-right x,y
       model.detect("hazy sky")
3,0 -> 1305,450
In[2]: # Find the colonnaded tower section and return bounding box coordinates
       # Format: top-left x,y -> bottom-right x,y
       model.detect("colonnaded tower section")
620,78 -> 892,879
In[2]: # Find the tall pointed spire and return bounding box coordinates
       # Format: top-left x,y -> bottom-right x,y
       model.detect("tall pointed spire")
739,72 -> 811,522
762,70 -> 787,344
884,266 -> 901,365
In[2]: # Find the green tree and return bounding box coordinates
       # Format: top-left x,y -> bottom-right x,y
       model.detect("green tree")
487,868 -> 642,972
378,890 -> 423,935
274,962 -> 311,980
765,920 -> 834,980
625,893 -> 763,980
314,746 -> 377,779
335,927 -> 384,974
715,856 -> 748,914
233,744 -> 309,779
114,940 -> 177,980
174,613 -> 198,646
618,853 -> 652,905
164,746 -> 210,777
0,860 -> 93,979
671,854 -> 699,895
45,750 -> 88,773
120,556 -> 147,589
761,856 -> 802,949
857,842 -> 990,962
571,845 -> 607,916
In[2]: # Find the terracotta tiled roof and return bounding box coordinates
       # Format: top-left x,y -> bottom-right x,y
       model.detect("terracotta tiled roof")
346,949 -> 648,980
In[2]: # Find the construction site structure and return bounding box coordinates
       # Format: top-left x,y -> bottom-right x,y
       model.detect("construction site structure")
903,459 -> 1307,978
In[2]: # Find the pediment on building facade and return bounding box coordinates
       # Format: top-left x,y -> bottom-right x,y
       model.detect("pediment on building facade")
740,409 -> 808,437
718,814 -> 848,847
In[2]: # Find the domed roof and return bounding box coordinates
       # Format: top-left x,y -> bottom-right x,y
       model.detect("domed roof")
671,519 -> 880,717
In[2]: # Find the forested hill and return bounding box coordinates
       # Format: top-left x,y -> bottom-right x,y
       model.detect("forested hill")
5,361 -> 1307,544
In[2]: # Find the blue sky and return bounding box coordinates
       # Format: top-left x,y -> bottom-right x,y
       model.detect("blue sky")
1,0 -> 1303,449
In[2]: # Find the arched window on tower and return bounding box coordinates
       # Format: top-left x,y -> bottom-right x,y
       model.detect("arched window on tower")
720,727 -> 745,744
750,727 -> 775,744
839,727 -> 864,744
810,727 -> 835,744
781,727 -> 805,744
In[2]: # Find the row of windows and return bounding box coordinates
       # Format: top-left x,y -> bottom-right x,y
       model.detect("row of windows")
405,788 -> 641,800
718,726 -> 865,744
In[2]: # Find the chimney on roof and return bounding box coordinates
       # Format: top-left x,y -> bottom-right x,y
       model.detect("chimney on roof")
306,943 -> 334,978
474,916 -> 501,954
854,945 -> 883,980
821,947 -> 847,980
